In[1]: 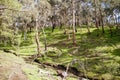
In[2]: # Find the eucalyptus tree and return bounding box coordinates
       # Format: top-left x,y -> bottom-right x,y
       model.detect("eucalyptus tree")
47,0 -> 62,32
92,0 -> 100,35
102,0 -> 115,36
80,1 -> 92,34
89,0 -> 106,34
17,0 -> 51,54
48,0 -> 72,41
98,0 -> 105,33
100,0 -> 120,28
90,0 -> 120,35
59,1 -> 69,34
72,0 -> 76,44
37,0 -> 51,51
103,0 -> 120,36
0,0 -> 21,46
111,0 -> 120,29
33,0 -> 51,54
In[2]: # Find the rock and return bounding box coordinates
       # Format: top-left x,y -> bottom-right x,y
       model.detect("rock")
57,70 -> 68,78
62,71 -> 68,77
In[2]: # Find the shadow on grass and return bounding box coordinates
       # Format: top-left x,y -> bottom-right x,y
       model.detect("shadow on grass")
39,28 -> 120,79
20,40 -> 33,47
20,32 -> 34,47
112,49 -> 120,56
45,28 -> 120,56
86,29 -> 120,45
78,29 -> 120,50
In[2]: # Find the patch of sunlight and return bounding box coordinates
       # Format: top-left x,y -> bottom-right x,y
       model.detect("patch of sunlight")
78,28 -> 96,34
22,64 -> 41,80
22,64 -> 60,80
87,72 -> 98,78
38,56 -> 58,64
18,42 -> 43,55
66,77 -> 79,80
19,48 -> 36,55
0,53 -> 25,68
61,49 -> 68,53
102,73 -> 113,80
94,46 -> 114,53
116,44 -> 120,48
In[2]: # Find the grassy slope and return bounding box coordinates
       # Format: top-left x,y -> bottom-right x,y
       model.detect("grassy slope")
0,51 -> 78,80
2,27 -> 119,79
39,27 -> 120,79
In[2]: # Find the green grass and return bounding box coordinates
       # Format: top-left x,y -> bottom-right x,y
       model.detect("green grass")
1,27 -> 120,79
15,32 -> 38,55
38,27 -> 120,79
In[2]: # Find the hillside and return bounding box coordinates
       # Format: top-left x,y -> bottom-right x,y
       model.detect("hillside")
0,0 -> 120,80
0,51 -> 80,80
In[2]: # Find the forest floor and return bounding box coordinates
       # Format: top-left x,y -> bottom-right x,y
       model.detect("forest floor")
0,27 -> 120,80
0,51 -> 79,80
38,27 -> 120,80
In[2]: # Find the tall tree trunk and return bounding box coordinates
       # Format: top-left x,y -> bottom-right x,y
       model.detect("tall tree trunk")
86,16 -> 91,34
42,25 -> 47,51
114,14 -> 119,29
24,23 -> 27,41
52,21 -> 55,32
94,0 -> 99,36
75,14 -> 78,32
105,14 -> 113,37
72,0 -> 76,45
108,25 -> 113,37
99,8 -> 105,33
35,18 -> 41,55
43,12 -> 47,51
30,26 -> 32,32
63,13 -> 67,34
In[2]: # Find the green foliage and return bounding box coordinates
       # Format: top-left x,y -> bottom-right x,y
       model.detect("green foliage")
0,24 -> 14,48
0,0 -> 21,50
4,27 -> 119,79
112,49 -> 120,56
0,0 -> 21,9
39,27 -> 120,79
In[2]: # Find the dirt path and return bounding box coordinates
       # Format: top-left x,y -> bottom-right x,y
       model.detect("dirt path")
0,51 -> 63,80
0,52 -> 28,80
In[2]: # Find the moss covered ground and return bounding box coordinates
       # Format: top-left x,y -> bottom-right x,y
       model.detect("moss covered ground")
1,27 -> 120,80
39,27 -> 120,79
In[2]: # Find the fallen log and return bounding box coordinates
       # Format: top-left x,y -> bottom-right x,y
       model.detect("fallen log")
3,49 -> 18,56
